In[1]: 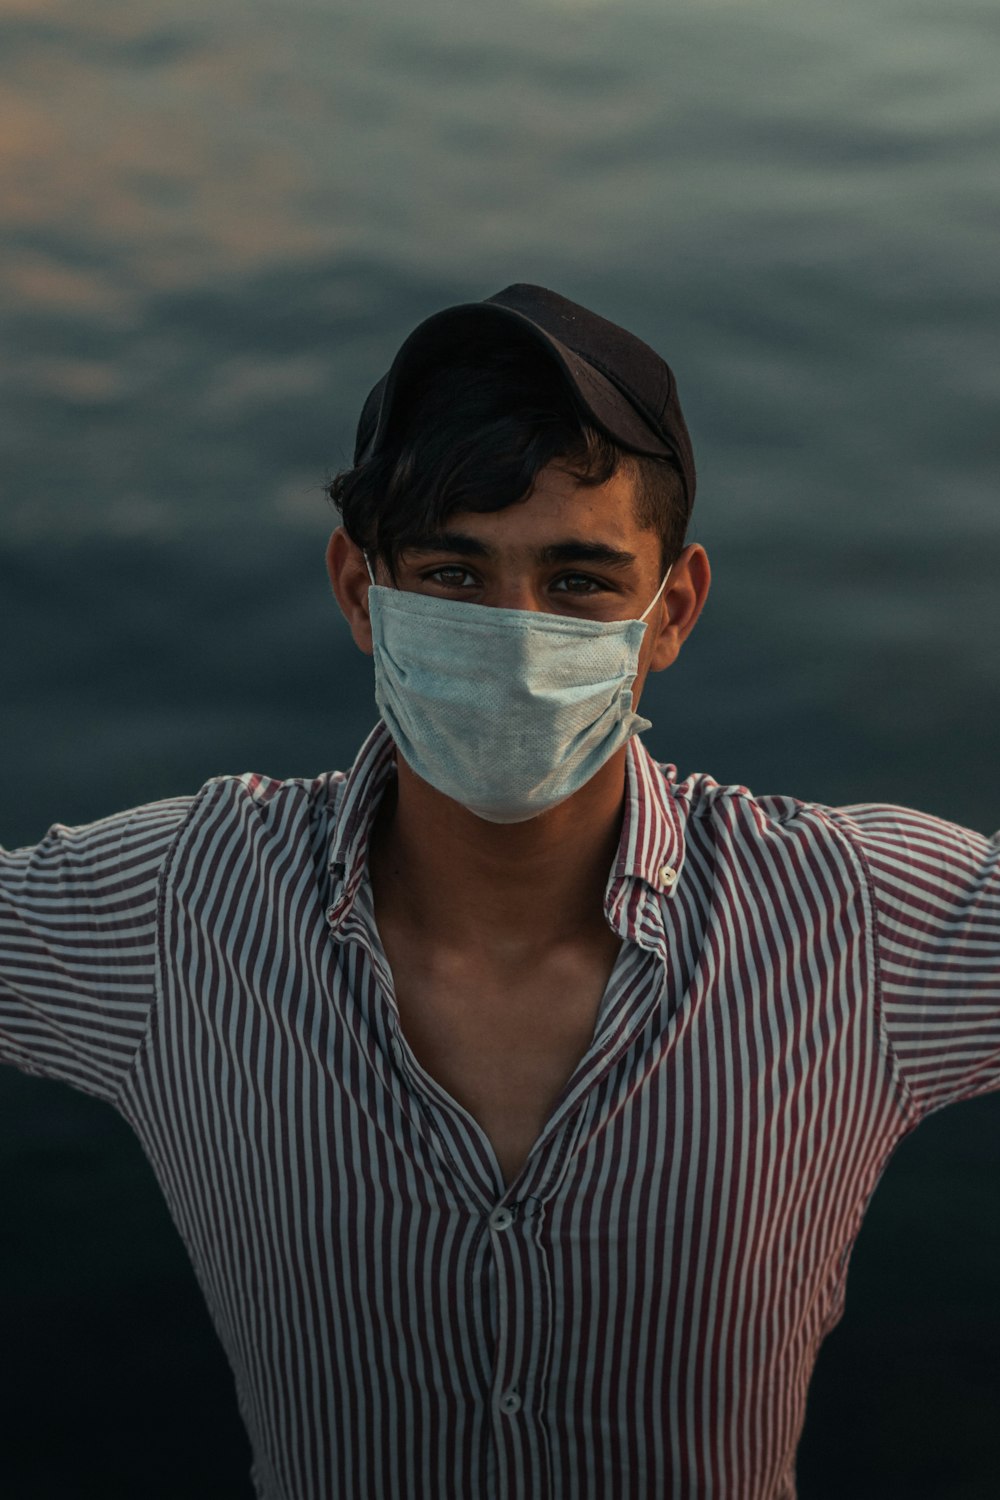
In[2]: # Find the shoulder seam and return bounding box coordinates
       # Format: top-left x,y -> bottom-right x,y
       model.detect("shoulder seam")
113,779 -> 222,1110
818,805 -> 919,1122
679,784 -> 811,825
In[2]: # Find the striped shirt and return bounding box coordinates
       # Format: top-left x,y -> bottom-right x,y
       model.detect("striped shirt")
2,717 -> 1000,1499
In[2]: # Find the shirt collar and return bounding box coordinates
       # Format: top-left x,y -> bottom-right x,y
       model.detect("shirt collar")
326,721 -> 398,930
613,730 -> 687,899
325,719 -> 687,936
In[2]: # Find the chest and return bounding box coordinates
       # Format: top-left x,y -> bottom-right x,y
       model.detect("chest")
382,936 -> 624,1188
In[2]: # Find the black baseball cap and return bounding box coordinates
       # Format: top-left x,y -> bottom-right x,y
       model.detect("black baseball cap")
353,283 -> 697,519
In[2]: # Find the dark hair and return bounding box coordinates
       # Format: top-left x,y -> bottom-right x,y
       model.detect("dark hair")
327,337 -> 688,585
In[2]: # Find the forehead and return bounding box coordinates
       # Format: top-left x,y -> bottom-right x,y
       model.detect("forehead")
445,461 -> 652,549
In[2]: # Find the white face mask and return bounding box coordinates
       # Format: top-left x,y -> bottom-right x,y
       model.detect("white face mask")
363,551 -> 671,823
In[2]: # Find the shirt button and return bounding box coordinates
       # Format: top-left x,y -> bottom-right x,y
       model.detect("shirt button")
499,1388 -> 522,1415
489,1207 -> 514,1231
659,864 -> 677,888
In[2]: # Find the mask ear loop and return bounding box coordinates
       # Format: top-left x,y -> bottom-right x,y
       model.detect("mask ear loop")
638,563 -> 673,624
363,550 -> 376,585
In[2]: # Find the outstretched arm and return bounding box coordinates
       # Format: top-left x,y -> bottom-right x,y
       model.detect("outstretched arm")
0,797 -> 191,1104
830,801 -> 1000,1119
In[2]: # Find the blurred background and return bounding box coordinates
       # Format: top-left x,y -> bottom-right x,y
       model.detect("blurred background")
1,0 -> 999,1493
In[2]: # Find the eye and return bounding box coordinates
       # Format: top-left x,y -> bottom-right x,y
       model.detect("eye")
551,573 -> 611,595
423,565 -> 477,588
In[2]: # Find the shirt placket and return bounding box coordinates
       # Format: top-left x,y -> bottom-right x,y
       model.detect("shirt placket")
328,767 -> 678,1496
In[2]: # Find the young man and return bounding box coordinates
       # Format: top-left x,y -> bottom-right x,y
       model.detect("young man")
1,283 -> 998,1499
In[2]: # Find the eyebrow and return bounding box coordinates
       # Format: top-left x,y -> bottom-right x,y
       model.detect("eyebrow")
400,531 -> 639,571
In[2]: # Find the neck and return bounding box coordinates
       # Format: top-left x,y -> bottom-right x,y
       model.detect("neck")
368,745 -> 629,962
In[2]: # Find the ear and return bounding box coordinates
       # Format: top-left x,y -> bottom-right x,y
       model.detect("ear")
647,543 -> 712,673
326,527 -> 376,657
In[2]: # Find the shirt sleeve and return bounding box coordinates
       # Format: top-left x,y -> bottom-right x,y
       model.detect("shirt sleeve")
0,796 -> 192,1103
828,801 -> 1000,1118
